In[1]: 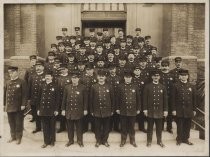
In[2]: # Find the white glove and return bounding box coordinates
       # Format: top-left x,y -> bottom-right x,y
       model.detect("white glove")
37,110 -> 40,116
143,110 -> 148,116
172,111 -> 176,116
21,106 -> 26,111
54,111 -> 58,116
136,110 -> 140,114
61,110 -> 65,116
163,111 -> 168,117
84,110 -> 88,116
193,111 -> 196,116
116,110 -> 120,114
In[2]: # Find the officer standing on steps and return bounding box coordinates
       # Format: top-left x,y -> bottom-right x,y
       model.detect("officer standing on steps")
171,69 -> 196,146
4,66 -> 27,145
143,69 -> 168,148
37,70 -> 59,148
61,71 -> 88,147
116,70 -> 141,147
90,69 -> 115,148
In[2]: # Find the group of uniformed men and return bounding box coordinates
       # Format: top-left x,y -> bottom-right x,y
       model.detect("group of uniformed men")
4,26 -> 197,149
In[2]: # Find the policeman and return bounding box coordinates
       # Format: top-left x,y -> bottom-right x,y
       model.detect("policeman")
4,66 -> 27,144
138,37 -> 146,57
171,69 -> 196,146
37,70 -> 59,148
145,50 -> 156,70
69,36 -> 76,49
154,57 -> 162,70
116,70 -> 141,147
24,55 -> 37,86
96,32 -> 103,43
61,71 -> 88,147
28,60 -> 46,134
126,35 -> 133,51
102,28 -> 109,39
89,38 -> 97,51
133,28 -> 142,44
56,36 -> 63,43
103,38 -> 113,55
160,60 -> 174,133
90,69 -> 115,147
75,27 -> 82,41
119,38 -> 128,56
89,28 -> 97,41
75,44 -> 88,63
61,28 -> 69,43
151,46 -> 158,58
56,64 -> 72,133
170,57 -> 186,83
87,50 -> 96,66
77,61 -> 86,76
52,58 -> 61,82
132,65 -> 147,133
143,69 -> 168,148
106,64 -> 121,132
50,44 -> 58,53
116,29 -> 125,45
67,53 -> 77,73
144,35 -> 153,51
116,55 -> 127,80
45,51 -> 56,72
80,64 -> 97,133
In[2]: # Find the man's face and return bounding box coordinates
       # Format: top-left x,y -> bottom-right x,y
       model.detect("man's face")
35,65 -> 44,73
88,55 -> 95,61
175,61 -> 182,68
161,65 -> 169,72
96,46 -> 103,52
80,48 -> 86,55
151,50 -> 157,56
156,61 -> 162,69
65,46 -> 72,52
84,40 -> 90,45
146,55 -> 153,61
97,75 -> 106,82
124,76 -> 132,84
75,30 -> 80,35
120,42 -> 126,48
105,43 -> 111,48
89,32 -> 95,37
8,70 -> 18,79
103,31 -> 109,36
127,38 -> 132,44
68,56 -> 75,62
90,42 -> 96,47
51,47 -> 57,52
70,39 -> 76,44
114,49 -> 120,54
78,65 -> 85,71
145,38 -> 151,45
75,44 -> 80,50
60,68 -> 68,75
128,54 -> 135,62
86,69 -> 94,75
45,74 -> 53,82
108,53 -> 114,60
180,74 -> 188,82
133,49 -> 139,56
138,41 -> 144,47
97,35 -> 103,40
119,60 -> 126,66
118,31 -> 124,37
71,76 -> 79,84
134,69 -> 141,76
136,30 -> 141,36
48,55 -> 55,60
140,61 -> 147,68
109,68 -> 116,75
58,45 -> 65,51
97,61 -> 105,67
30,59 -> 37,66
152,74 -> 160,82
62,30 -> 67,36
110,37 -> 116,43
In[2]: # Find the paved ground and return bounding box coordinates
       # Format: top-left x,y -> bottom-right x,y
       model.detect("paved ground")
0,114 -> 208,156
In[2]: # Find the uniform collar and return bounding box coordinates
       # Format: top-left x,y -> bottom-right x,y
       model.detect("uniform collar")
11,76 -> 19,81
152,81 -> 159,84
37,71 -> 44,75
180,80 -> 188,84
46,81 -> 52,84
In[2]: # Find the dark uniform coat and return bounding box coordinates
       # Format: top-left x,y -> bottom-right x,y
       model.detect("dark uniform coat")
4,78 -> 27,112
171,81 -> 196,118
90,83 -> 115,118
61,84 -> 88,120
37,82 -> 59,116
24,66 -> 36,84
116,83 -> 141,116
143,82 -> 168,118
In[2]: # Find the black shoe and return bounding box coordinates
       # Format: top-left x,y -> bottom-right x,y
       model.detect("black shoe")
57,129 -> 64,133
120,141 -> 126,147
183,140 -> 193,145
95,142 -> 100,147
16,139 -> 21,145
167,129 -> 173,134
157,142 -> 165,148
65,141 -> 74,147
50,142 -> 55,147
78,142 -> 84,147
41,144 -> 48,148
140,129 -> 147,133
32,129 -> 41,134
176,141 -> 181,146
7,138 -> 16,143
130,141 -> 137,147
103,142 -> 110,147
146,142 -> 151,147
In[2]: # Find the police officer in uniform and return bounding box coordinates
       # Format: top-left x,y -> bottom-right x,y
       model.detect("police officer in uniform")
90,69 -> 115,147
24,55 -> 37,85
37,70 -> 59,148
56,64 -> 72,133
28,61 -> 46,134
4,66 -> 27,144
160,60 -> 174,133
75,27 -> 82,41
171,69 -> 196,146
143,69 -> 168,148
116,70 -> 141,147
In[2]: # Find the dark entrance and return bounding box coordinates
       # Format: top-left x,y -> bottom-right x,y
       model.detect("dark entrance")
82,20 -> 126,37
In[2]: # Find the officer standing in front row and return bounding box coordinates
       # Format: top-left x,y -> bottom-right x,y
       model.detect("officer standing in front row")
4,66 -> 27,145
172,69 -> 196,146
37,70 -> 59,148
143,69 -> 168,148
116,70 -> 141,147
61,71 -> 88,147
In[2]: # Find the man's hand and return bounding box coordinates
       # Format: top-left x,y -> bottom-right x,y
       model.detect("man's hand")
111,112 -> 113,116
61,110 -> 65,116
163,111 -> 168,117
91,113 -> 94,116
37,110 -> 40,116
54,111 -> 58,116
143,110 -> 148,116
84,110 -> 88,116
193,111 -> 196,116
172,111 -> 176,116
116,110 -> 120,114
21,106 -> 26,111
137,110 -> 140,114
